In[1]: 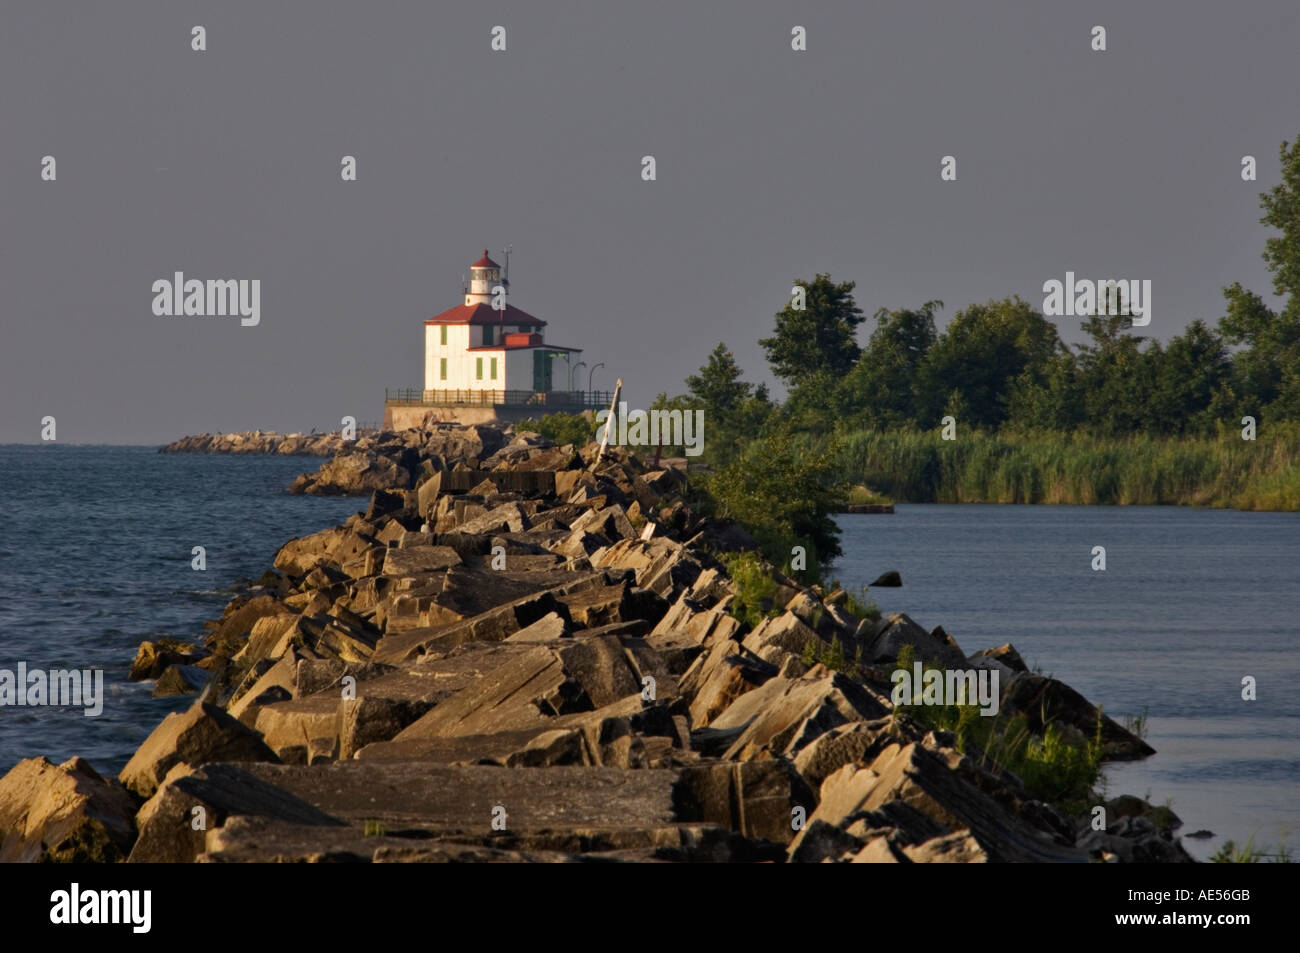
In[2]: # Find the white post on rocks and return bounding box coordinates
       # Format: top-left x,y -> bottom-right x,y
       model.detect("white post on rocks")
594,378 -> 622,470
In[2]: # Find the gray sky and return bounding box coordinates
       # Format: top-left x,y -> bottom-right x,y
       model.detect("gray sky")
2,0 -> 1297,444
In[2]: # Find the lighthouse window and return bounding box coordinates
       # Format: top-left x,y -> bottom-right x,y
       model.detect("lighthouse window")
483,326 -> 494,346
490,358 -> 498,379
440,325 -> 447,346
440,358 -> 447,381
476,357 -> 483,380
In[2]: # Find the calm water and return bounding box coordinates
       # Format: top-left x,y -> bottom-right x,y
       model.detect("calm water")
2,450 -> 1295,861
0,446 -> 360,778
836,505 -> 1300,860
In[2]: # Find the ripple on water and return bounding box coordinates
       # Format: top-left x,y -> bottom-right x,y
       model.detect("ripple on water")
0,445 -> 361,776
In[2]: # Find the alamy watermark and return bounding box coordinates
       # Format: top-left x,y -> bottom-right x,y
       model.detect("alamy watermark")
50,883 -> 150,933
1042,272 -> 1151,327
595,402 -> 705,457
891,662 -> 1000,716
0,663 -> 104,716
152,272 -> 260,326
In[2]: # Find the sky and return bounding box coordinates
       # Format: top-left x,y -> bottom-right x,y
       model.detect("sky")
2,0 -> 1298,443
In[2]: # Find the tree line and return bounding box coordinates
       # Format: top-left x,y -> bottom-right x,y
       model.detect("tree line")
672,136 -> 1300,452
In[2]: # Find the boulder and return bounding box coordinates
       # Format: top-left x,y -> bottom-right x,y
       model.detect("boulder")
685,640 -> 776,730
211,760 -> 778,860
0,757 -> 136,863
788,743 -> 1087,863
119,701 -> 280,799
227,651 -> 303,723
237,761 -> 682,837
999,674 -> 1155,760
504,729 -> 590,767
866,613 -> 967,669
969,643 -> 1029,674
593,538 -> 703,600
742,610 -> 827,662
792,718 -> 924,793
505,611 -> 572,642
152,663 -> 210,697
673,760 -> 813,846
290,450 -> 417,496
206,594 -> 293,655
709,670 -> 891,761
128,639 -> 206,681
557,634 -> 655,708
339,696 -> 436,760
252,695 -> 343,763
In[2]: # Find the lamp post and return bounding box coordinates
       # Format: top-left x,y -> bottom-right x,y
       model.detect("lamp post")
588,362 -> 605,395
570,360 -> 586,393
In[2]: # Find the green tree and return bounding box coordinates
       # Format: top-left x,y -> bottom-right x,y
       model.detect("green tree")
1214,135 -> 1300,423
916,297 -> 1062,429
1260,135 -> 1300,312
686,343 -> 753,416
838,301 -> 942,427
700,425 -> 846,571
1005,352 -> 1085,432
781,369 -> 845,434
1149,320 -> 1232,434
1217,282 -> 1300,421
1075,306 -> 1159,436
647,391 -> 696,457
683,344 -> 773,464
760,274 -> 865,386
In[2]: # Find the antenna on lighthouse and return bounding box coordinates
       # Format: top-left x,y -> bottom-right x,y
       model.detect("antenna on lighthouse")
502,245 -> 512,289
460,272 -> 467,294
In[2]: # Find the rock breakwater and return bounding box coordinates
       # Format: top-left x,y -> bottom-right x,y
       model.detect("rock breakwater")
2,425 -> 1188,863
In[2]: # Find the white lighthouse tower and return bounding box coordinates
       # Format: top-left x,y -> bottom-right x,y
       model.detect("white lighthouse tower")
465,250 -> 505,306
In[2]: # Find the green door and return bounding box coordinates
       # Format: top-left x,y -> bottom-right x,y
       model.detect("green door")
533,350 -> 552,392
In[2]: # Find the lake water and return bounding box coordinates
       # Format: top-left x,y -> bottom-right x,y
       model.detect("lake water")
1,448 -> 1294,862
835,504 -> 1300,860
0,445 -> 360,779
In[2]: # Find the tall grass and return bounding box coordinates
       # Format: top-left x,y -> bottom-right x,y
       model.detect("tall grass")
828,424 -> 1300,510
892,645 -> 1104,811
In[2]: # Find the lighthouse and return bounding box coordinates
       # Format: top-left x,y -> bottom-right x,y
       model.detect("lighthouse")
382,249 -> 598,428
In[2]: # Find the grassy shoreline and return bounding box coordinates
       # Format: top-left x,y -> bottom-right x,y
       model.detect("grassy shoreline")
826,425 -> 1300,511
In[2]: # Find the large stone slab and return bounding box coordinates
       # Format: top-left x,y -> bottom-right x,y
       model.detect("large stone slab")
389,647 -> 564,739
373,590 -> 571,662
381,546 -> 462,576
709,670 -> 891,761
128,763 -> 344,863
119,701 -> 279,799
237,762 -> 680,834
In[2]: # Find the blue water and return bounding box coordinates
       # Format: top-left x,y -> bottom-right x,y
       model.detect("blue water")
835,505 -> 1300,860
2,452 -> 1295,862
0,446 -> 360,779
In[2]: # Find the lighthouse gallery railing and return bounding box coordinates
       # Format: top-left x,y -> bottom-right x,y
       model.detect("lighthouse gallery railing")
384,389 -> 614,409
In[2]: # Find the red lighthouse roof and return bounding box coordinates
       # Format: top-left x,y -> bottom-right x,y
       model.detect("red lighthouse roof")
425,302 -> 546,328
471,250 -> 499,269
